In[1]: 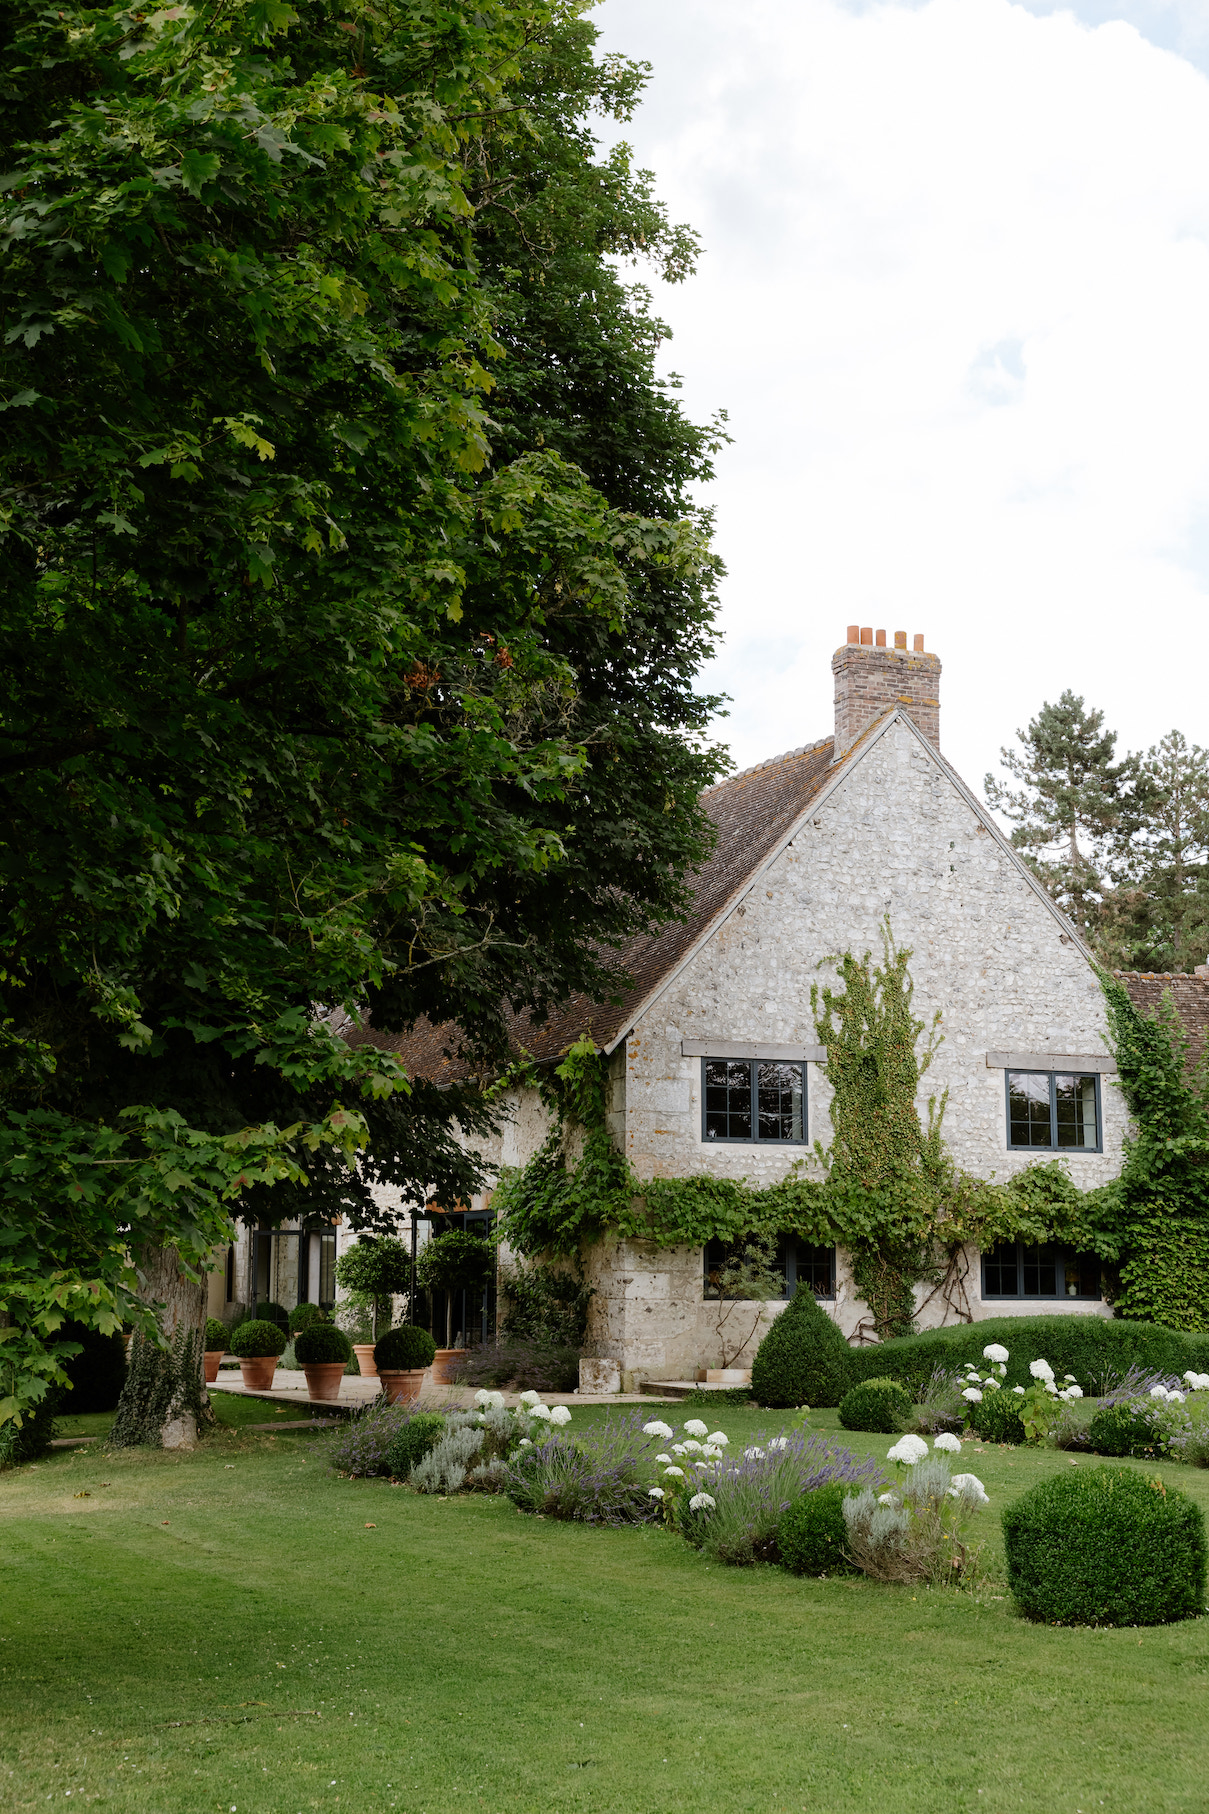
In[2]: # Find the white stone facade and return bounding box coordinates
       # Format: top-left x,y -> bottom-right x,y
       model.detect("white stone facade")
499,713 -> 1125,1381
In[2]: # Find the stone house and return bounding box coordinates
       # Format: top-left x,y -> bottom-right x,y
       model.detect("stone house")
242,631 -> 1208,1382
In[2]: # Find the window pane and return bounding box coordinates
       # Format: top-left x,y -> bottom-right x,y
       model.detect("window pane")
1055,1074 -> 1098,1149
796,1241 -> 835,1299
704,1059 -> 752,1140
983,1243 -> 1018,1296
757,1061 -> 804,1141
1008,1072 -> 1052,1148
1022,1243 -> 1057,1296
1061,1251 -> 1101,1299
703,1234 -> 789,1300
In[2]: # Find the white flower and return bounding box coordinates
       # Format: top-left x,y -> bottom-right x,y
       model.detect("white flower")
701,1446 -> 722,1461
663,1465 -> 685,1479
1196,1374 -> 1209,1391
962,1387 -> 983,1403
655,1453 -> 673,1465
743,1446 -> 766,1460
528,1402 -> 552,1420
933,1432 -> 962,1453
474,1389 -> 504,1408
694,1460 -> 710,1471
1184,1371 -> 1200,1387
1012,1384 -> 1026,1395
983,1344 -> 1009,1364
671,1443 -> 687,1456
1150,1384 -> 1171,1401
648,1487 -> 665,1500
688,1492 -> 716,1511
643,1420 -> 673,1439
887,1434 -> 929,1464
1059,1385 -> 1084,1401
878,1492 -> 898,1505
982,1377 -> 1000,1392
767,1436 -> 789,1452
949,1473 -> 990,1506
1170,1390 -> 1187,1404
518,1389 -> 542,1406
679,1438 -> 703,1454
1029,1359 -> 1054,1381
683,1419 -> 709,1438
518,1438 -> 532,1449
706,1431 -> 729,1448
548,1405 -> 572,1426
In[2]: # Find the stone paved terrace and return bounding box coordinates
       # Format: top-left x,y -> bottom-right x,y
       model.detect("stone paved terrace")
208,1368 -> 677,1413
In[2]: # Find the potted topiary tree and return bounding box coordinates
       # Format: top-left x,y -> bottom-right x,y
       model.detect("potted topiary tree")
294,1322 -> 353,1402
374,1325 -> 437,1404
334,1236 -> 413,1378
416,1229 -> 494,1383
203,1317 -> 229,1384
229,1317 -> 288,1390
288,1302 -> 328,1337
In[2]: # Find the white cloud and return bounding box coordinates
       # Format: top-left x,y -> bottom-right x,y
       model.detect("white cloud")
593,0 -> 1209,791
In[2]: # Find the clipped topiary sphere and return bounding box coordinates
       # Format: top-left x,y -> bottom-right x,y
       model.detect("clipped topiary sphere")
374,1325 -> 437,1371
966,1388 -> 1027,1446
254,1301 -> 290,1332
384,1412 -> 447,1479
1003,1465 -> 1207,1626
778,1483 -> 853,1576
229,1318 -> 288,1359
751,1284 -> 851,1408
294,1323 -> 353,1366
838,1375 -> 912,1434
204,1318 -> 229,1351
288,1302 -> 328,1336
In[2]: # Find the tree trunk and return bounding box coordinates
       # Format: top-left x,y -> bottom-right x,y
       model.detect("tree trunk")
110,1244 -> 215,1449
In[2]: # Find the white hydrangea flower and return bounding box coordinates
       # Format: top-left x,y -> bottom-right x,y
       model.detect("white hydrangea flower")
683,1419 -> 709,1438
1151,1384 -> 1171,1401
1029,1359 -> 1054,1381
655,1453 -> 673,1464
983,1344 -> 1009,1364
877,1492 -> 898,1505
1059,1385 -> 1084,1401
518,1389 -> 542,1406
548,1405 -> 572,1426
663,1465 -> 685,1479
982,1377 -> 1000,1392
671,1443 -> 687,1456
694,1460 -> 710,1471
701,1446 -> 722,1460
1170,1389 -> 1187,1404
642,1420 -> 673,1439
962,1387 -> 983,1403
887,1434 -> 929,1464
743,1446 -> 766,1460
949,1473 -> 990,1506
1184,1371 -> 1200,1388
933,1432 -> 962,1453
528,1402 -> 552,1420
518,1438 -> 532,1449
706,1431 -> 729,1448
1196,1374 -> 1209,1391
1012,1385 -> 1026,1395
474,1389 -> 505,1409
688,1492 -> 716,1511
679,1438 -> 703,1454
767,1436 -> 789,1453
648,1487 -> 665,1500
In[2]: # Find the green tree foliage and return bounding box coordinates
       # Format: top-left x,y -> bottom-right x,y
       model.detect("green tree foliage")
1101,731 -> 1209,973
984,691 -> 1137,943
749,1282 -> 852,1409
0,0 -> 725,1424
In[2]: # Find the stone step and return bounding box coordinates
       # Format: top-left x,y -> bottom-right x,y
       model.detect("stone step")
640,1379 -> 750,1399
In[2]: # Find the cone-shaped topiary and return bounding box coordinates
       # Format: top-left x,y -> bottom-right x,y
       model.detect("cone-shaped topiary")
294,1323 -> 353,1366
750,1284 -> 852,1408
374,1325 -> 437,1371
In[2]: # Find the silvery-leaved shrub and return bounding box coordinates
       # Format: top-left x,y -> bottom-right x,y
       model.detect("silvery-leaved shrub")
411,1424 -> 485,1495
842,1453 -> 989,1587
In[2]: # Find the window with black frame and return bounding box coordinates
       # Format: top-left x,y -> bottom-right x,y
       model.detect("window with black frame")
1006,1070 -> 1100,1151
703,1235 -> 835,1301
980,1240 -> 1101,1300
702,1058 -> 807,1144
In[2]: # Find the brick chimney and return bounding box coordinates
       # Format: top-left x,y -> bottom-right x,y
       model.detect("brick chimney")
832,627 -> 941,758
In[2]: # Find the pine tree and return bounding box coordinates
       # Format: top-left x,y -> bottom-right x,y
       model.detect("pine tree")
1101,732 -> 1209,972
984,692 -> 1137,944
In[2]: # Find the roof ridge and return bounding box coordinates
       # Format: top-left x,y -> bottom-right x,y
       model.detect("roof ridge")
702,735 -> 832,794
1113,969 -> 1208,981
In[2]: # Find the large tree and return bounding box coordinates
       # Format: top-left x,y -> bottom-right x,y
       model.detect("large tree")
0,0 -> 724,1439
1100,732 -> 1209,973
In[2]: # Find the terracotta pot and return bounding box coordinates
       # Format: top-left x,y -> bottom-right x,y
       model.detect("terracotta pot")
237,1355 -> 278,1391
301,1362 -> 346,1403
377,1368 -> 426,1405
203,1350 -> 225,1384
352,1343 -> 378,1379
431,1349 -> 466,1387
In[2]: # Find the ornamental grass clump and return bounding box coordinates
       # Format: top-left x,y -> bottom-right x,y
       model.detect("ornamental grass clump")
842,1451 -> 989,1588
672,1427 -> 884,1566
1002,1466 -> 1207,1626
914,1366 -> 965,1435
838,1376 -> 912,1434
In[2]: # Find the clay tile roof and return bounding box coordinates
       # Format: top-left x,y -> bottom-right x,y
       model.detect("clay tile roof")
1114,970 -> 1209,1068
345,735 -> 838,1083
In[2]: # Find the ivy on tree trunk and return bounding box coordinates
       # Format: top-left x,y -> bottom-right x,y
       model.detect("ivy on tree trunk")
110,1246 -> 215,1449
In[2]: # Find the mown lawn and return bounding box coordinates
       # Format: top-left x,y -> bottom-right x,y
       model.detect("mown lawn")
3,1401 -> 1209,1814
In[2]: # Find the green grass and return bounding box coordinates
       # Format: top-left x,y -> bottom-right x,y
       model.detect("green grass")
3,1405 -> 1209,1812
52,1395 -> 315,1441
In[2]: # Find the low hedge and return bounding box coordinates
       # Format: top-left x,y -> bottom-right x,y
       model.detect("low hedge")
838,1376 -> 911,1434
1085,1399 -> 1171,1460
778,1483 -> 853,1576
965,1388 -> 1028,1446
844,1316 -> 1209,1398
204,1318 -> 228,1351
384,1412 -> 447,1479
294,1324 -> 353,1366
374,1325 -> 437,1371
229,1318 -> 288,1359
1002,1465 -> 1206,1625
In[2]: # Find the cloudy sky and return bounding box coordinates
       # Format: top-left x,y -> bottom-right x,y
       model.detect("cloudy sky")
591,0 -> 1209,796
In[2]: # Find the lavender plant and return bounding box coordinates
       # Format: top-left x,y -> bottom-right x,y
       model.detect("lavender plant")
320,1398 -> 421,1478
672,1427 -> 885,1566
501,1409 -> 668,1525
